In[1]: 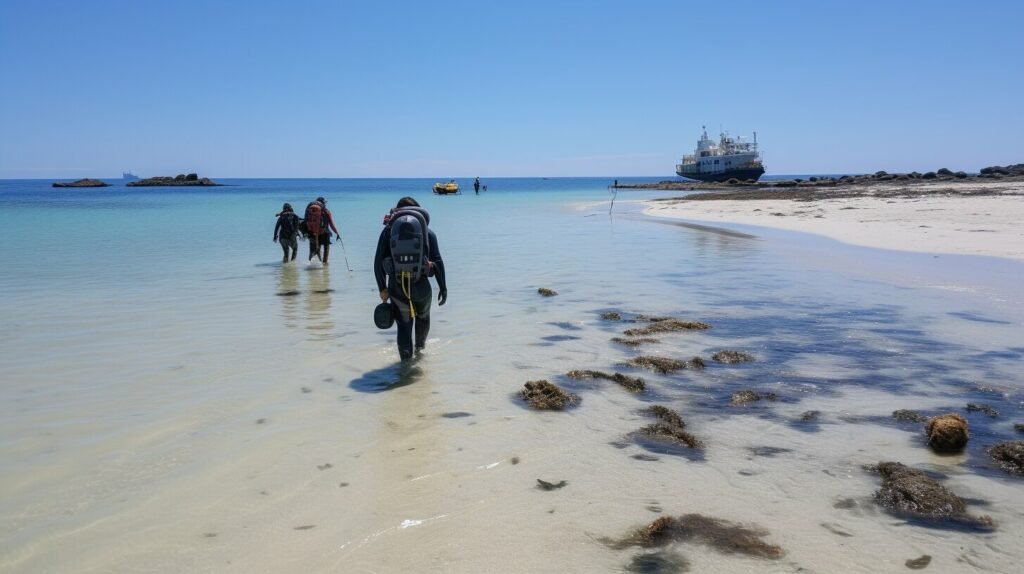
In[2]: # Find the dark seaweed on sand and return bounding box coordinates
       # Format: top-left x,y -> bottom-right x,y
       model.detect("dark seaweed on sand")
710,350 -> 755,364
641,405 -> 685,428
601,312 -> 622,321
611,336 -> 660,348
893,409 -> 927,423
1015,423 -> 1024,433
536,479 -> 568,491
520,380 -> 579,410
566,369 -> 645,392
986,441 -> 1024,474
729,390 -> 777,405
537,287 -> 558,297
603,514 -> 784,559
638,424 -> 704,449
635,406 -> 703,449
965,403 -> 999,417
628,356 -> 704,374
624,320 -> 710,337
869,462 -> 994,529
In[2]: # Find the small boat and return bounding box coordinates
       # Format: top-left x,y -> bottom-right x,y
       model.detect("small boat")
122,171 -> 139,181
676,127 -> 765,182
432,180 -> 460,195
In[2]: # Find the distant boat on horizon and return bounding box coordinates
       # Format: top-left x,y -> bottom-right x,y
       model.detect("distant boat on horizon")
676,127 -> 765,182
122,171 -> 139,181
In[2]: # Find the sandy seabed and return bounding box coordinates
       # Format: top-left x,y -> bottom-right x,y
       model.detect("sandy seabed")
644,180 -> 1024,261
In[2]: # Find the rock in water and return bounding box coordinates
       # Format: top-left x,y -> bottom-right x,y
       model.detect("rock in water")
926,413 -> 968,452
987,441 -> 1024,474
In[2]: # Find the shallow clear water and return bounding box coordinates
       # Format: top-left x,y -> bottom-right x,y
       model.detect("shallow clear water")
1,178 -> 1022,573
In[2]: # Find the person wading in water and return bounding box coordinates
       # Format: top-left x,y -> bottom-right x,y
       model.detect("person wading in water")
373,197 -> 448,360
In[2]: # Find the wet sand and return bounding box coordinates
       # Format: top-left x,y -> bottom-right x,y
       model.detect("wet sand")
642,178 -> 1024,261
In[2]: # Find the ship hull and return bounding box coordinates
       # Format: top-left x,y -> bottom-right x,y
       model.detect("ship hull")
675,166 -> 765,183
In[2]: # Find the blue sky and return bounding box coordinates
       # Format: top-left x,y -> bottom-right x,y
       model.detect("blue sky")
1,0 -> 1021,178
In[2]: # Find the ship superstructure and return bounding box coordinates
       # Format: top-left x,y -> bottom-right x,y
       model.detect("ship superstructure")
676,127 -> 765,182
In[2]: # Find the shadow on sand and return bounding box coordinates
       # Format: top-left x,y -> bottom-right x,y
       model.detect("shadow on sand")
349,358 -> 424,393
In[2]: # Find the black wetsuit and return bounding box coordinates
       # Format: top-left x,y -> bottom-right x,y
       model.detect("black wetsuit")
374,225 -> 447,360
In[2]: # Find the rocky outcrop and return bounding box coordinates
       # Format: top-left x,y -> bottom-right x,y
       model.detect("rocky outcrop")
127,173 -> 220,187
980,163 -> 1024,176
616,160 -> 1024,192
926,413 -> 969,452
52,178 -> 109,188
987,441 -> 1024,474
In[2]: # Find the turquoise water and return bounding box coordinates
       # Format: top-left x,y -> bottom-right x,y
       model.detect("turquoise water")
1,178 -> 1022,572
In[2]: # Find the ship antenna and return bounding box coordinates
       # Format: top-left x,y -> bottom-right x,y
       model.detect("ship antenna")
754,131 -> 757,143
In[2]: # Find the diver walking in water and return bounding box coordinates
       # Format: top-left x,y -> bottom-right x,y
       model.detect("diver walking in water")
473,177 -> 480,195
374,197 -> 448,360
273,203 -> 300,262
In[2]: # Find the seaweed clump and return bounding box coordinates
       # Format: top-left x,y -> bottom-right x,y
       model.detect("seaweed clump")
636,406 -> 703,449
641,405 -> 685,428
893,409 -> 927,423
605,514 -> 784,559
986,441 -> 1024,474
536,479 -> 568,491
730,390 -> 778,405
624,320 -> 710,337
926,413 -> 969,452
710,350 -> 755,364
905,555 -> 932,570
611,336 -> 660,348
1015,423 -> 1024,433
870,462 -> 993,528
537,287 -> 558,297
601,312 -> 622,321
965,403 -> 999,417
629,356 -> 704,374
520,380 -> 579,410
566,369 -> 645,392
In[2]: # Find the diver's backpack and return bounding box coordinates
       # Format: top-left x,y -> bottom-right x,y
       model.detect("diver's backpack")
304,201 -> 324,237
387,207 -> 430,282
278,212 -> 300,238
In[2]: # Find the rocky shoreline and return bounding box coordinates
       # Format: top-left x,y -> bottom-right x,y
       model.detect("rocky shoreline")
127,173 -> 220,187
52,178 -> 109,188
619,164 -> 1024,201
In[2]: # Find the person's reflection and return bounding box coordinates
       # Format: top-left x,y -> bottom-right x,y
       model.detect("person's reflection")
306,266 -> 334,340
276,262 -> 300,329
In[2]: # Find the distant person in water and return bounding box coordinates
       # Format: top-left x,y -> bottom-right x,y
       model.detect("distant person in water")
273,203 -> 300,263
310,196 -> 341,264
374,197 -> 448,360
474,177 -> 480,194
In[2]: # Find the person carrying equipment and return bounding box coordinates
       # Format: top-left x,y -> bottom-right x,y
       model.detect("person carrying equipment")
273,203 -> 300,263
373,197 -> 448,360
305,196 -> 342,263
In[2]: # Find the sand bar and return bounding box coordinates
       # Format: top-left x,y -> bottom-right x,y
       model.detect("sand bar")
643,179 -> 1024,261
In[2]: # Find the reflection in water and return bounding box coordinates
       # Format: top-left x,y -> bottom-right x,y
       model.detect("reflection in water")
277,263 -> 300,328
305,266 -> 334,340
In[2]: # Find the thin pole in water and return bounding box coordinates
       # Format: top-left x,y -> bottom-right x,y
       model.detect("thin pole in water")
337,233 -> 354,272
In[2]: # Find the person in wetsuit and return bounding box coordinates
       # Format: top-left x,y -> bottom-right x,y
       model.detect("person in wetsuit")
310,196 -> 342,264
374,197 -> 448,360
273,202 -> 300,262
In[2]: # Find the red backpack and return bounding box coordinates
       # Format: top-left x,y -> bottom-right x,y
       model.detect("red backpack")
304,202 -> 324,236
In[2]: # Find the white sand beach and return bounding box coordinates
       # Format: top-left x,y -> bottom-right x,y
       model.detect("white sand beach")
644,181 -> 1024,261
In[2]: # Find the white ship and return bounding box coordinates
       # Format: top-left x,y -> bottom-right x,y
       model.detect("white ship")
676,127 -> 765,182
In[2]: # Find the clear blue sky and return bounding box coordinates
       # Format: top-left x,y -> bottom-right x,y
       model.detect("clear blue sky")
1,0 -> 1021,178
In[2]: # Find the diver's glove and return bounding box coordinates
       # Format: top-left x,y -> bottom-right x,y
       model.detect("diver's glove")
438,289 -> 448,306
